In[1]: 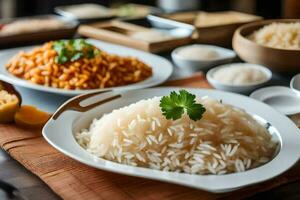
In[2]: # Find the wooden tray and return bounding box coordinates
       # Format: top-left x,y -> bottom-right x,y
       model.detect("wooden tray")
0,15 -> 78,48
78,20 -> 192,53
153,11 -> 262,46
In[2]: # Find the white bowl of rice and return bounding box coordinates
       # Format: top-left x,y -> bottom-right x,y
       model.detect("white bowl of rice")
43,88 -> 300,193
171,44 -> 236,72
207,63 -> 272,94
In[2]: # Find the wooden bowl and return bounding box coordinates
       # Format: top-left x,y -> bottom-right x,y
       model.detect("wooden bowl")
233,19 -> 300,73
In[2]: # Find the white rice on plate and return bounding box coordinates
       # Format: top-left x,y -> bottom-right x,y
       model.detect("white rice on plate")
76,97 -> 277,175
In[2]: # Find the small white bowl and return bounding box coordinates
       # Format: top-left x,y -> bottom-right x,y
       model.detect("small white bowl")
290,73 -> 300,97
207,63 -> 272,94
250,86 -> 300,115
171,44 -> 236,72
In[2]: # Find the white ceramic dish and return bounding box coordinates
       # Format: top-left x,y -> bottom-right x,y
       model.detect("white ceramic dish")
43,88 -> 300,193
147,14 -> 195,31
290,73 -> 300,97
207,63 -> 272,94
0,39 -> 173,96
171,44 -> 236,72
55,4 -> 114,20
250,86 -> 300,115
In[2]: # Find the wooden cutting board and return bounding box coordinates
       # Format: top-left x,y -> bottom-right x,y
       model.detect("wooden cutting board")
1,73 -> 300,200
78,20 -> 192,53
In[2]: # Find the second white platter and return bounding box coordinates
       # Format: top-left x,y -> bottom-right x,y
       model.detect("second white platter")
0,39 -> 173,96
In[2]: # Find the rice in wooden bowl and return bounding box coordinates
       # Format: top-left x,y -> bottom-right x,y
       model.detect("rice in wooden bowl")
233,19 -> 300,73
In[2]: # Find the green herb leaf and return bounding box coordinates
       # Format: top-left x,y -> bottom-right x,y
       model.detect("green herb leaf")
70,52 -> 83,62
159,90 -> 206,121
186,103 -> 206,121
53,39 -> 100,64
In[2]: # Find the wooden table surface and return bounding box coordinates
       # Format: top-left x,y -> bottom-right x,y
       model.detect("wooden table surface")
2,147 -> 300,200
0,149 -> 60,200
0,49 -> 299,199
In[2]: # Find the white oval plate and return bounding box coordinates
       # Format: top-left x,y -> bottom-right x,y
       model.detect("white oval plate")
43,88 -> 300,193
0,39 -> 173,96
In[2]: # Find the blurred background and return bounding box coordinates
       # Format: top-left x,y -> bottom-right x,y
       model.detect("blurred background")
0,0 -> 299,19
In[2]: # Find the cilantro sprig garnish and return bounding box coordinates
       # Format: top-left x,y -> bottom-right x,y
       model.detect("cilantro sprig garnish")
53,39 -> 100,64
159,90 -> 206,121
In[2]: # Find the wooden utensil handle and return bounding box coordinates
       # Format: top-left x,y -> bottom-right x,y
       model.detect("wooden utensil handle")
52,90 -> 121,120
